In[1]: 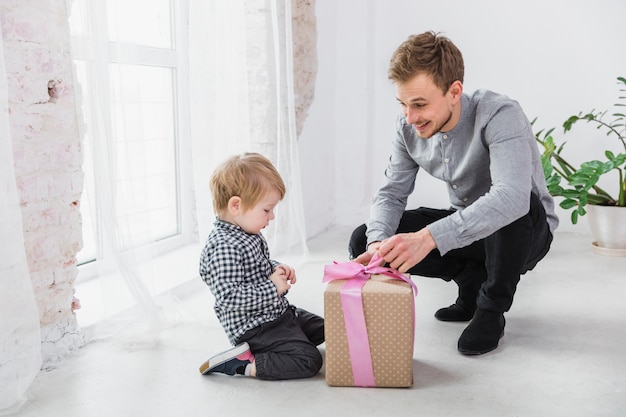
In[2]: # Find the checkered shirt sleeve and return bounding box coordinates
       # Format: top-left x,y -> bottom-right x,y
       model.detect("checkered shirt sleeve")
199,220 -> 289,344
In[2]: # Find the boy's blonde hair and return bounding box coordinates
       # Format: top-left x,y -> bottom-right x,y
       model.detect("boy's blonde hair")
210,152 -> 286,217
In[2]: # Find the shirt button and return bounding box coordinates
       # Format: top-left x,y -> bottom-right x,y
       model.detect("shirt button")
463,197 -> 469,202
442,134 -> 448,140
444,158 -> 450,163
452,184 -> 458,189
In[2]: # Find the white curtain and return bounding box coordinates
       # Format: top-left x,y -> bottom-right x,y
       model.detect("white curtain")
69,0 -> 187,345
189,0 -> 309,262
67,0 -> 309,342
0,30 -> 42,414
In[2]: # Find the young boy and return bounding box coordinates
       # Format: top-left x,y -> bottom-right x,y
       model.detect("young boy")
199,152 -> 324,380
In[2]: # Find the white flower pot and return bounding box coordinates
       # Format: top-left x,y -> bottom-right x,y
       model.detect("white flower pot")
587,205 -> 626,256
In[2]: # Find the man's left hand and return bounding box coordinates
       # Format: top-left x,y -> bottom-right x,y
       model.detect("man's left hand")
378,228 -> 437,273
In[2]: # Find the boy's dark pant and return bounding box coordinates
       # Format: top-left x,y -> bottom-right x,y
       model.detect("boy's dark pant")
237,306 -> 324,380
349,193 -> 553,313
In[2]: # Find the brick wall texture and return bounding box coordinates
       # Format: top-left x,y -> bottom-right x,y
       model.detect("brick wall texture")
1,0 -> 85,367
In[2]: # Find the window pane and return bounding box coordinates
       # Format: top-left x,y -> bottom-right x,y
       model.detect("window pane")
107,0 -> 173,49
110,63 -> 179,247
69,0 -> 90,38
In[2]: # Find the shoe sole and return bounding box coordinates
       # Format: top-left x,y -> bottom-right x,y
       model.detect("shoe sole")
199,342 -> 250,375
435,315 -> 473,322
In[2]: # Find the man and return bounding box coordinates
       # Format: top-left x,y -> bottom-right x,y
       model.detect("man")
350,31 -> 558,355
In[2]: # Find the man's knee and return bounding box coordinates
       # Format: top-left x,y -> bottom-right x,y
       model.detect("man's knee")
348,223 -> 368,259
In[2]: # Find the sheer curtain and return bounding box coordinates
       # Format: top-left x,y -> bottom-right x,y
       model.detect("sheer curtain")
0,31 -> 42,414
189,0 -> 308,263
69,0 -> 187,344
68,0 -> 309,343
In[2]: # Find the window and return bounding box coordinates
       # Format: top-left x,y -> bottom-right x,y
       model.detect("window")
70,0 -> 192,273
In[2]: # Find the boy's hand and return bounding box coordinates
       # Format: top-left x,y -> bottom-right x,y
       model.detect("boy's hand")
270,264 -> 296,295
275,264 -> 296,284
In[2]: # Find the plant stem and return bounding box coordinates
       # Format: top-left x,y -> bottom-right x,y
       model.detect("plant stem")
590,117 -> 626,152
617,168 -> 626,207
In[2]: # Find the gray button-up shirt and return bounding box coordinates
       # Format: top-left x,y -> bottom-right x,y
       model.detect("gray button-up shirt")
367,89 -> 559,255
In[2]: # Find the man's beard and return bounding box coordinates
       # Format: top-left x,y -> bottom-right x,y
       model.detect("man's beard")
415,110 -> 453,139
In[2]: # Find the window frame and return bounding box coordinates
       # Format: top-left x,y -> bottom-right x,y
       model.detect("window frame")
71,0 -> 194,280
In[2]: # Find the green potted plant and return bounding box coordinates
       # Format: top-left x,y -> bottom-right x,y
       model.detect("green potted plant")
535,76 -> 626,255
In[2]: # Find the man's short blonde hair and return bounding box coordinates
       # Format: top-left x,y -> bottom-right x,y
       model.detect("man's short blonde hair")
210,152 -> 286,217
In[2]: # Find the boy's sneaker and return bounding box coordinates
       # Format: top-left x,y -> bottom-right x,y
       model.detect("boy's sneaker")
199,342 -> 254,375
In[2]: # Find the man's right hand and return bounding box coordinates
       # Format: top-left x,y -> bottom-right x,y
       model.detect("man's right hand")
352,241 -> 382,266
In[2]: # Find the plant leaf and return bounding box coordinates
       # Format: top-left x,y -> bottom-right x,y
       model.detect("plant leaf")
560,199 -> 578,209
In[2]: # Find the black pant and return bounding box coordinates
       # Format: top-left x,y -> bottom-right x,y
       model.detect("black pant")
349,193 -> 553,313
237,306 -> 324,380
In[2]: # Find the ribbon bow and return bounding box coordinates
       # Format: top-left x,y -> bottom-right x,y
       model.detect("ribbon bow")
323,252 -> 418,294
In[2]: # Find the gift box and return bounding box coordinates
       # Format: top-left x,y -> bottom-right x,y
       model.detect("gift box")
323,257 -> 417,388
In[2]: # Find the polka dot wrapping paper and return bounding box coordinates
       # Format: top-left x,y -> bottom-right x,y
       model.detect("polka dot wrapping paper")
324,274 -> 415,387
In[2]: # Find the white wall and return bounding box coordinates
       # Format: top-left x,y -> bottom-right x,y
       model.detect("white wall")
299,0 -> 626,238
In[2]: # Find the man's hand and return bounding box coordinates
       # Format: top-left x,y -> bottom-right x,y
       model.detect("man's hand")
353,241 -> 382,266
378,228 -> 437,273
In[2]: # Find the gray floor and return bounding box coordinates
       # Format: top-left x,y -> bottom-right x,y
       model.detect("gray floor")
16,228 -> 626,417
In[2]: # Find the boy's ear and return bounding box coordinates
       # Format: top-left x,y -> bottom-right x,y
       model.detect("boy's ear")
228,196 -> 242,214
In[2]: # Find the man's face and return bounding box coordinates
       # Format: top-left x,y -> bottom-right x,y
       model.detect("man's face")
395,73 -> 462,139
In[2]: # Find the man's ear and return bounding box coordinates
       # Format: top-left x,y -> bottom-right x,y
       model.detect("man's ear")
448,80 -> 463,102
228,196 -> 242,215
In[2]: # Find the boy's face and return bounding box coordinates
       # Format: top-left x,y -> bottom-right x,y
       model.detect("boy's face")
233,189 -> 281,235
395,72 -> 462,139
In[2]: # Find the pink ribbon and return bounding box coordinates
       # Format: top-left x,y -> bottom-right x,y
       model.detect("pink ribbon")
323,254 -> 417,387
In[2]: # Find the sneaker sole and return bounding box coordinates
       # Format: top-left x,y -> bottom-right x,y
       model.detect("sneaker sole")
199,342 -> 250,375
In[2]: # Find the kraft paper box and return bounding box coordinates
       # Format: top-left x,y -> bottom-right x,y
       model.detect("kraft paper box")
324,274 -> 415,387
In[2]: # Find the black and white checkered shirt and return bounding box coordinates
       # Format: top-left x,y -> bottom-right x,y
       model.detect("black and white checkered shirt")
199,219 -> 290,345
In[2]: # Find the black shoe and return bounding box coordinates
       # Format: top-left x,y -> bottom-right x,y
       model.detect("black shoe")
438,267 -> 483,322
457,309 -> 505,355
434,303 -> 475,322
